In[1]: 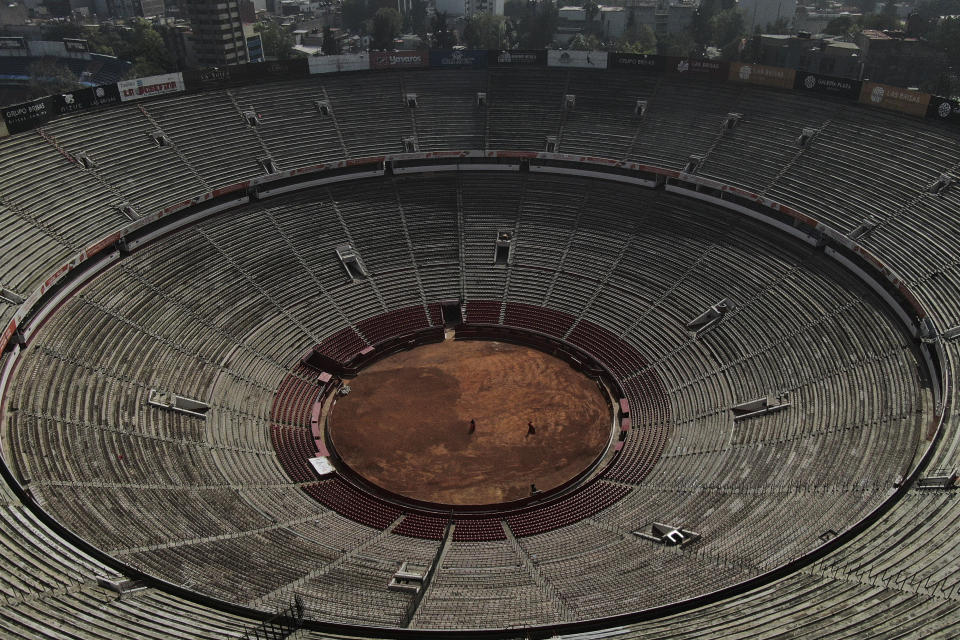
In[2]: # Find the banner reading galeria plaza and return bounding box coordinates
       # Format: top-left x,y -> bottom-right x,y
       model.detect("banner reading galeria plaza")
117,72 -> 185,102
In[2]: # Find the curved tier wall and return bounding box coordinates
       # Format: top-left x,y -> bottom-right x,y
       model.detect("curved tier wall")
0,68 -> 956,638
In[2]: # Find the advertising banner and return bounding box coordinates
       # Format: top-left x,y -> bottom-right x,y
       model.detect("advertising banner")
729,62 -> 795,89
667,57 -> 729,79
607,52 -> 664,72
309,53 -> 371,74
0,117 -> 8,139
794,71 -> 861,100
369,50 -> 428,69
2,96 -> 54,135
118,72 -> 185,102
184,59 -> 309,90
489,49 -> 547,66
182,66 -> 236,90
429,49 -> 488,68
52,84 -> 122,116
1,319 -> 16,351
248,58 -> 309,81
547,50 -> 607,69
859,81 -> 930,117
62,38 -> 89,53
927,95 -> 960,124
0,36 -> 26,49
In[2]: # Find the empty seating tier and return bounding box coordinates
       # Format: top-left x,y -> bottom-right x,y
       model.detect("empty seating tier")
0,67 -> 953,637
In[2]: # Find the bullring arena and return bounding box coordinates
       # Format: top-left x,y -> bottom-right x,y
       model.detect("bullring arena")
0,58 -> 957,639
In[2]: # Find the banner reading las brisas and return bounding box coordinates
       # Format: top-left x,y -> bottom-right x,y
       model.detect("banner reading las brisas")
729,62 -> 796,89
859,81 -> 931,117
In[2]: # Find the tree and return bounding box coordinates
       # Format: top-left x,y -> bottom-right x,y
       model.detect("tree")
255,21 -> 296,59
860,11 -> 898,29
42,23 -> 83,40
372,7 -> 402,49
582,0 -> 599,33
432,11 -> 454,48
824,15 -> 854,35
342,0 -> 370,32
86,24 -> 125,57
656,31 -> 695,57
27,59 -> 80,99
852,0 -> 877,14
617,24 -> 657,54
463,13 -> 508,49
83,21 -> 178,73
915,0 -> 960,20
711,7 -> 744,57
516,0 -> 558,48
569,33 -> 600,50
322,26 -> 340,55
504,0 -> 525,20
42,0 -> 71,17
764,17 -> 790,34
690,0 -> 720,53
404,0 -> 429,35
930,16 -> 960,70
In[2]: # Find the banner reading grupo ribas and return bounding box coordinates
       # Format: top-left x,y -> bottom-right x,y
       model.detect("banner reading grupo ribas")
728,62 -> 795,89
2,96 -> 54,134
607,52 -> 664,72
859,81 -> 930,117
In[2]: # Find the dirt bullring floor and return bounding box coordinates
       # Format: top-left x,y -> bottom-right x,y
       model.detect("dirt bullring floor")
328,339 -> 612,505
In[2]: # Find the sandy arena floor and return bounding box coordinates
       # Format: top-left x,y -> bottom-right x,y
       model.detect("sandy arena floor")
328,339 -> 611,505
